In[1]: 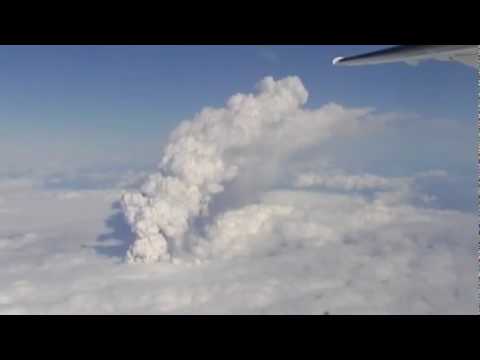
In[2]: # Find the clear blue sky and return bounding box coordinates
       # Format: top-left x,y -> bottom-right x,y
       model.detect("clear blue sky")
0,45 -> 476,138
0,45 -> 476,212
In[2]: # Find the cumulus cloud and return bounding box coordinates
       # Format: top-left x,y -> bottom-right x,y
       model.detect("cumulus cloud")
121,77 -> 390,263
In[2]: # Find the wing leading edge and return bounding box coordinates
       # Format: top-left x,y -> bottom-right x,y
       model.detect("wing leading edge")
333,45 -> 478,68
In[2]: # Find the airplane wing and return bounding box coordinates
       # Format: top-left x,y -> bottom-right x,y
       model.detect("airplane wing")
333,45 -> 478,68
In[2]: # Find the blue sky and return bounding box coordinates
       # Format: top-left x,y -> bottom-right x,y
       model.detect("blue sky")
0,45 -> 475,137
0,45 -> 476,211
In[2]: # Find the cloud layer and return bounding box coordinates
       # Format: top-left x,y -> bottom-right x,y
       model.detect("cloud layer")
0,76 -> 475,314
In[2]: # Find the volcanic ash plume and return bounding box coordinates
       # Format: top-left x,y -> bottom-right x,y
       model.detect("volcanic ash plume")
120,76 -> 309,263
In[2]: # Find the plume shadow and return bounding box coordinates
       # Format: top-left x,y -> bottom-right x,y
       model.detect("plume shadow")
95,201 -> 134,260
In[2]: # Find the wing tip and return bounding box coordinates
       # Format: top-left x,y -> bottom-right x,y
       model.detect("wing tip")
332,57 -> 344,65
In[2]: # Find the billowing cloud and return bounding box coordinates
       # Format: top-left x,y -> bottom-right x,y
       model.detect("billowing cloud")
0,76 -> 475,314
121,76 -> 389,263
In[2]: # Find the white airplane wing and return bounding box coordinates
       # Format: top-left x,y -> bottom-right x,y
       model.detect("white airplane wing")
333,45 -> 478,68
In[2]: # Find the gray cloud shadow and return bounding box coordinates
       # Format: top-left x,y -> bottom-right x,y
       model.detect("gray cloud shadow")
95,201 -> 135,260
